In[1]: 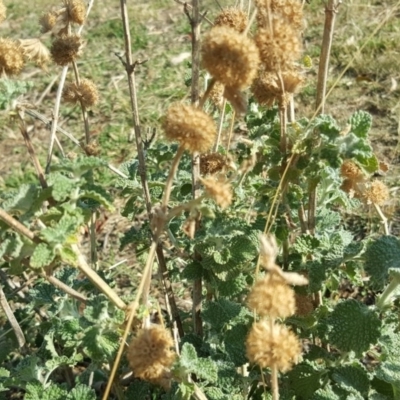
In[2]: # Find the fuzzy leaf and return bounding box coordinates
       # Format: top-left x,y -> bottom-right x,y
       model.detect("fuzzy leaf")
51,156 -> 106,176
223,324 -> 248,366
327,299 -> 381,354
30,243 -> 55,269
311,385 -> 341,400
376,361 -> 400,391
66,384 -> 96,400
287,363 -> 323,399
182,261 -> 204,280
25,382 -> 67,400
331,364 -> 369,396
79,185 -> 114,211
48,173 -> 77,202
39,214 -> 83,246
2,184 -> 39,215
202,299 -> 242,331
83,327 -> 119,361
348,110 -> 372,139
294,235 -> 321,255
364,236 -> 400,289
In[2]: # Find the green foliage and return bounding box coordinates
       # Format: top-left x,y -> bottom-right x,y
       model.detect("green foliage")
326,299 -> 381,354
0,78 -> 33,109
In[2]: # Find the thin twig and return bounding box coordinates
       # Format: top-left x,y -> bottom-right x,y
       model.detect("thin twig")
43,273 -> 87,303
0,284 -> 26,348
19,124 -> 48,189
102,241 -> 158,400
214,98 -> 227,151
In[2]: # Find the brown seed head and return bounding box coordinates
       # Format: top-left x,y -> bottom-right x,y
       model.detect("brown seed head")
200,152 -> 226,175
127,325 -> 176,389
63,78 -> 99,108
163,103 -> 216,154
214,7 -> 248,33
256,0 -> 304,31
39,11 -> 58,33
202,26 -> 260,89
223,85 -> 247,115
200,176 -> 233,209
50,34 -> 82,66
0,38 -> 24,76
63,0 -> 86,24
0,0 -> 6,23
340,160 -> 363,181
19,38 -> 50,68
364,180 -> 389,205
209,81 -> 225,109
246,320 -> 302,372
255,19 -> 302,71
247,272 -> 296,318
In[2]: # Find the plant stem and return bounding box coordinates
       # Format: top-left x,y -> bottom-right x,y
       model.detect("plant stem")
315,0 -> 341,113
161,145 -> 185,210
269,318 -> 279,400
119,0 -> 152,214
188,0 -> 203,337
0,284 -> 25,348
102,241 -> 158,400
214,98 -> 227,151
376,275 -> 400,310
43,273 -> 87,303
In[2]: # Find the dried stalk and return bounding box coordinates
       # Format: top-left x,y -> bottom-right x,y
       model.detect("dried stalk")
19,124 -> 48,189
186,0 -> 203,337
0,284 -> 26,348
43,273 -> 87,303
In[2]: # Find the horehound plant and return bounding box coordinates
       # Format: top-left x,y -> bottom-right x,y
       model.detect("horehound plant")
1,0 -> 400,399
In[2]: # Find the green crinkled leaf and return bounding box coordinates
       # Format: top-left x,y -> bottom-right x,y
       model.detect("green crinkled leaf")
314,114 -> 341,139
331,364 -> 369,396
202,299 -> 242,331
0,78 -> 33,109
120,223 -> 151,250
66,384 -> 96,400
294,235 -> 321,255
1,184 -> 39,215
30,243 -> 55,269
83,327 -> 119,361
25,382 -> 67,400
327,299 -> 381,354
0,233 -> 24,260
307,261 -> 326,293
349,110 -> 372,139
376,361 -> 400,390
178,343 -> 218,384
126,380 -> 152,398
364,236 -> 400,289
216,273 -> 248,297
79,185 -> 114,211
0,335 -> 15,364
286,363 -> 323,399
310,385 -> 341,400
58,245 -> 78,266
213,247 -> 231,265
224,324 -> 248,366
48,173 -> 78,202
40,213 -> 83,246
14,356 -> 44,384
182,261 -> 204,280
371,376 -> 395,399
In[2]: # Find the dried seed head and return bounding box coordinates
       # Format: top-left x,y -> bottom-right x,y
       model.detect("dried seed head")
200,176 -> 233,209
202,26 -> 260,89
19,38 -> 50,68
255,19 -> 302,71
39,11 -> 58,33
223,85 -> 247,115
340,160 -> 363,181
63,78 -> 99,108
50,34 -> 82,66
364,180 -> 389,205
0,0 -> 6,23
200,152 -> 226,175
214,7 -> 248,33
248,272 -> 296,318
259,234 -> 278,269
256,0 -> 304,31
63,0 -> 86,24
246,320 -> 302,372
127,325 -> 176,389
163,103 -> 216,154
209,81 -> 225,109
0,38 -> 24,76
